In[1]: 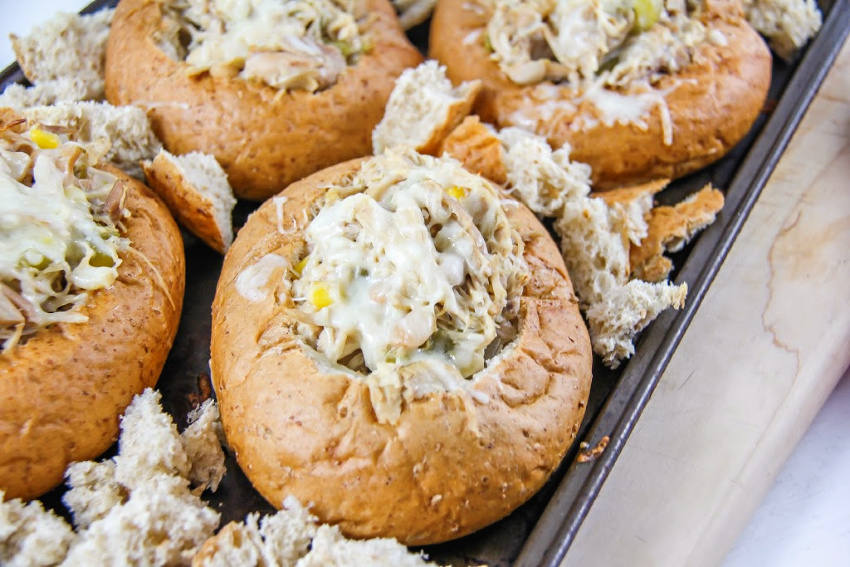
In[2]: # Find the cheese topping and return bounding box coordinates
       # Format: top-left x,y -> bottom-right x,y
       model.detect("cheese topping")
287,149 -> 528,422
0,122 -> 128,351
158,0 -> 366,92
741,0 -> 821,60
485,0 -> 708,88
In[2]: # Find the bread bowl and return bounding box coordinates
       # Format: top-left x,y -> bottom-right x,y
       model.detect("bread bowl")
211,148 -> 593,545
105,0 -> 423,201
429,0 -> 773,189
0,110 -> 185,501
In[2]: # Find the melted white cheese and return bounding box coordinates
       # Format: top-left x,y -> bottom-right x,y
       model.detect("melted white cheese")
160,0 -> 364,91
285,149 -> 528,423
1,127 -> 126,350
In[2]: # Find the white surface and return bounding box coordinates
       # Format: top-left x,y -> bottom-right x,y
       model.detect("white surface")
2,3 -> 849,566
723,367 -> 850,567
0,0 -> 89,67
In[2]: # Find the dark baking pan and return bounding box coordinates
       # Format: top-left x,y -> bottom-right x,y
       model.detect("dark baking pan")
2,1 -> 847,565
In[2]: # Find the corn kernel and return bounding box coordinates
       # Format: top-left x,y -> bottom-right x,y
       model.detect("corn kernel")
294,256 -> 309,275
308,283 -> 333,309
447,186 -> 467,200
633,0 -> 662,31
31,128 -> 60,150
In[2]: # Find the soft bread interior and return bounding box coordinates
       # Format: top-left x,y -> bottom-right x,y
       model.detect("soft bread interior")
372,60 -> 481,155
143,149 -> 236,254
8,9 -> 114,104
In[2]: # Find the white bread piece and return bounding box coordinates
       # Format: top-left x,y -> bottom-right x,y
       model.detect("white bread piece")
298,525 -> 436,567
498,127 -> 593,217
112,389 -> 192,489
192,517 -> 268,567
9,10 -> 114,102
62,461 -> 125,530
142,150 -> 236,254
554,196 -> 632,310
0,491 -> 75,567
586,279 -> 687,368
193,496 -> 437,567
61,390 -> 220,565
182,399 -> 227,493
742,0 -> 822,60
63,476 -> 220,566
193,497 -> 317,567
0,79 -> 85,111
372,60 -> 481,155
392,0 -> 437,29
22,101 -> 161,179
630,184 -> 725,282
593,180 -> 669,246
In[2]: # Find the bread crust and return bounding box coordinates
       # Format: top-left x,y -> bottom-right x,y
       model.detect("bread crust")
105,0 -> 423,201
0,167 -> 185,501
429,0 -> 772,189
142,153 -> 230,254
211,158 -> 592,545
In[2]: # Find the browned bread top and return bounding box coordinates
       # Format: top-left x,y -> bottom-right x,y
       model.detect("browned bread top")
211,153 -> 592,545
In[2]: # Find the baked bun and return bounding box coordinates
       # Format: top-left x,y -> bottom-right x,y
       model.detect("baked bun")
105,0 -> 423,201
0,112 -> 185,500
429,0 -> 772,189
211,148 -> 592,545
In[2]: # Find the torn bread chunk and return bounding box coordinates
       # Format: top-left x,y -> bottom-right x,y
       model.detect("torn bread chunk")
631,185 -> 725,282
299,524 -> 438,567
22,101 -> 161,179
181,399 -> 227,493
0,80 -> 85,111
586,279 -> 687,367
593,179 -> 670,247
57,390 -> 220,565
0,491 -> 76,567
742,0 -> 822,60
62,461 -> 126,530
193,497 -> 438,567
392,0 -> 437,30
143,150 -> 237,254
499,127 -> 593,217
372,60 -> 481,156
63,477 -> 220,567
9,9 -> 114,103
436,115 -> 507,184
555,196 -> 632,310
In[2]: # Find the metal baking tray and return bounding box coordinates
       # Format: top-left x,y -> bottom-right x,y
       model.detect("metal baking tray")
3,1 -> 847,564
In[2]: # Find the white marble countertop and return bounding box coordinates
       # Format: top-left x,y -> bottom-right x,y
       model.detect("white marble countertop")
2,3 -> 848,565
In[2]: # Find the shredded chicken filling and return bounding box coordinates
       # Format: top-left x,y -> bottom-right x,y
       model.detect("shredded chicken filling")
157,0 -> 366,92
0,122 -> 128,351
485,0 -> 709,87
289,150 -> 528,414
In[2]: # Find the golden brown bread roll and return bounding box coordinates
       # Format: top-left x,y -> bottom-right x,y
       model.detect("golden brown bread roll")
105,0 -> 423,201
211,149 -> 592,545
429,0 -> 772,189
0,112 -> 185,501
